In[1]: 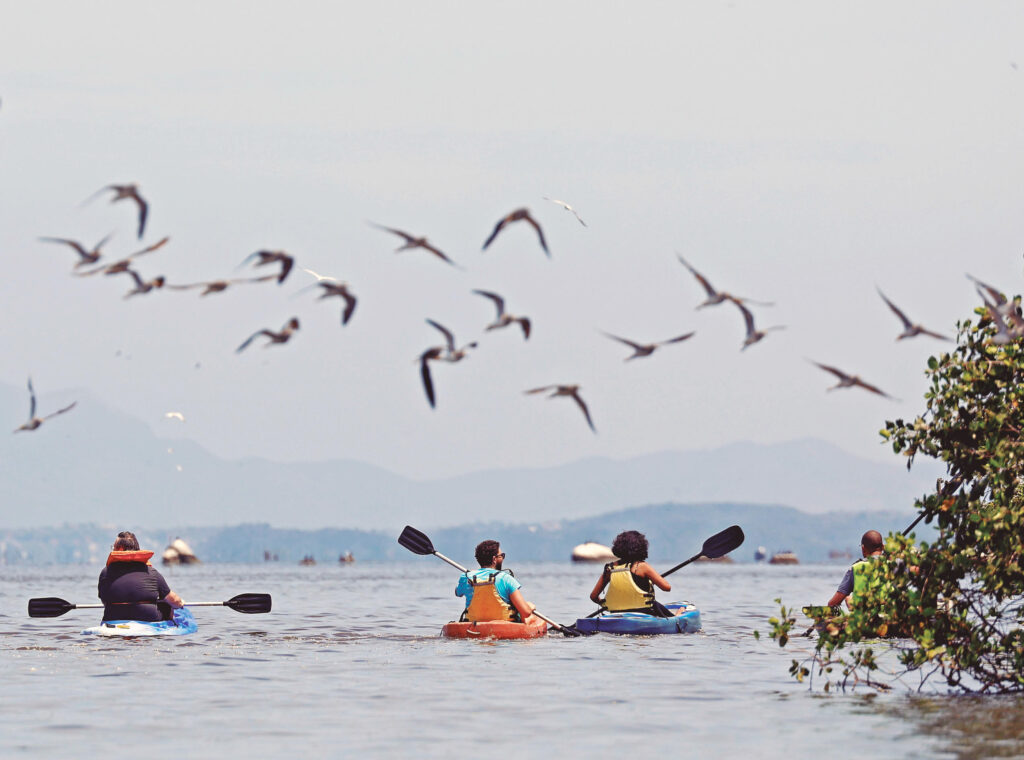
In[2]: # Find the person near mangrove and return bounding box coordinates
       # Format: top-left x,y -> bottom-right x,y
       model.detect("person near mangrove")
98,531 -> 184,621
827,529 -> 885,609
455,540 -> 536,623
590,530 -> 674,617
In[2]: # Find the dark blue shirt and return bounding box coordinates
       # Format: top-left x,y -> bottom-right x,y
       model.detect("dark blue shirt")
98,562 -> 171,621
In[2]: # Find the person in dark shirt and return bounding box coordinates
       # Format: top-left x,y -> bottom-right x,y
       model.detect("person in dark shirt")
97,531 -> 184,621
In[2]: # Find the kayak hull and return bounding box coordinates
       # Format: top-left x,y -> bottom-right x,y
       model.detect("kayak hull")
573,602 -> 701,635
441,617 -> 548,639
82,607 -> 198,637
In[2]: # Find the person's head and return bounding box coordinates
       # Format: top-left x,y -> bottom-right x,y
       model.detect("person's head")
475,539 -> 504,569
612,530 -> 649,563
861,530 -> 883,556
113,531 -> 140,551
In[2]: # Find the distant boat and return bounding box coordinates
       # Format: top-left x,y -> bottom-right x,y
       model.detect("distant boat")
161,537 -> 200,565
571,542 -> 616,563
299,555 -> 316,566
339,552 -> 355,564
769,550 -> 799,565
754,546 -> 767,562
695,555 -> 734,564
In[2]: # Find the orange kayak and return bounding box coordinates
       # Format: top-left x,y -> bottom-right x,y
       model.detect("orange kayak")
441,617 -> 548,639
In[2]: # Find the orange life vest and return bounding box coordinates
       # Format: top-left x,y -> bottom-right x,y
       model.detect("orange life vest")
105,550 -> 155,566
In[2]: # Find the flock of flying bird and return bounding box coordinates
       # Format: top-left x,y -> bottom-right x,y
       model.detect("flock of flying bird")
12,181 -> 1024,435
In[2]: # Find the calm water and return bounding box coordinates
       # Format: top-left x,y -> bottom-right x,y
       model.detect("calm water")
2,561 -> 1023,758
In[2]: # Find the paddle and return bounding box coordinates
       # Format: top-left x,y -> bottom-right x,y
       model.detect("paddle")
397,525 -> 580,637
28,593 -> 272,618
585,525 -> 746,618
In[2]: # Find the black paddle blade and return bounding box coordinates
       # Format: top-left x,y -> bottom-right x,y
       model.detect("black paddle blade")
225,593 -> 272,614
398,525 -> 436,556
701,525 -> 744,559
28,597 -> 75,618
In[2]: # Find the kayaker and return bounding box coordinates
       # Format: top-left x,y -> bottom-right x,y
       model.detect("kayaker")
98,531 -> 184,621
590,530 -> 675,617
827,529 -> 884,610
455,540 -> 537,623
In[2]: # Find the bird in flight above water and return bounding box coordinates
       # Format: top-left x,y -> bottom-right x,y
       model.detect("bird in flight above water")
85,184 -> 149,239
876,288 -> 951,341
727,296 -> 784,350
482,208 -> 549,258
164,411 -> 186,422
601,330 -> 695,360
236,317 -> 301,353
76,237 -> 170,277
524,384 -> 596,433
166,274 -> 277,296
472,289 -> 531,340
370,223 -> 459,267
239,250 -> 294,284
810,361 -> 895,399
120,269 -> 166,298
543,197 -> 587,227
426,319 -> 477,361
676,254 -> 774,309
13,377 -> 77,433
39,233 -> 113,269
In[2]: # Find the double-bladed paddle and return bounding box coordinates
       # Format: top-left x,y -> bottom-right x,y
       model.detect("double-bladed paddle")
398,525 -> 580,637
28,593 -> 272,618
584,525 -> 745,619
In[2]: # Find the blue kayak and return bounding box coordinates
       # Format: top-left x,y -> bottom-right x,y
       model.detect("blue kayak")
573,602 -> 702,635
82,607 -> 198,637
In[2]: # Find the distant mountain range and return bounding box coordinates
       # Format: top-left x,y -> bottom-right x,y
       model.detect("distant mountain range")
0,383 -> 943,531
0,501 -> 933,566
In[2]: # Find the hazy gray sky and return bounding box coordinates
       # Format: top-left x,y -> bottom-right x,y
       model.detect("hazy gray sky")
2,2 -> 1023,480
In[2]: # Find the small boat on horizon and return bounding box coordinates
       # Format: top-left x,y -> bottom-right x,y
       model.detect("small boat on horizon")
571,542 -> 616,563
769,550 -> 799,565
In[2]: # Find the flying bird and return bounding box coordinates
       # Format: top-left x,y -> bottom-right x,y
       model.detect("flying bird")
976,287 -> 1023,345
236,317 -> 301,353
427,319 -> 477,361
472,289 -> 531,339
39,233 -> 113,268
166,275 -> 276,296
543,197 -> 587,227
239,250 -> 294,284
13,378 -> 77,433
121,269 -> 166,298
676,255 -> 773,309
314,281 -> 358,325
876,288 -> 950,341
728,296 -> 784,350
76,237 -> 170,277
525,384 -> 596,433
164,412 -> 186,422
967,273 -> 1020,319
370,223 -> 458,267
85,184 -> 148,239
601,330 -> 695,360
810,361 -> 895,399
482,208 -> 549,258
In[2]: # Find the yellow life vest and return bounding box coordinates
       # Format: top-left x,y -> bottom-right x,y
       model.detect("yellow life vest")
465,571 -> 518,623
604,562 -> 655,612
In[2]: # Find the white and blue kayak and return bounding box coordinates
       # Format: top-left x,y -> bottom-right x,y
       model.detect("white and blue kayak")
573,602 -> 702,635
82,607 -> 198,637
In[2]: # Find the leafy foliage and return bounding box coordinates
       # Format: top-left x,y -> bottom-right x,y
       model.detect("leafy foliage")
768,309 -> 1024,693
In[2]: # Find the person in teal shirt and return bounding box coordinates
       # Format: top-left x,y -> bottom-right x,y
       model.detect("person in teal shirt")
455,540 -> 535,622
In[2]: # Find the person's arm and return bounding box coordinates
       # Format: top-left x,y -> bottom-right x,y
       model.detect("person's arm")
589,567 -> 611,603
164,590 -> 184,608
508,589 -> 536,621
635,562 -> 671,593
826,591 -> 847,607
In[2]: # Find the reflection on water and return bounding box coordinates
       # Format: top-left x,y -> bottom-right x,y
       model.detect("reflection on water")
871,696 -> 1024,760
0,562 -> 1022,758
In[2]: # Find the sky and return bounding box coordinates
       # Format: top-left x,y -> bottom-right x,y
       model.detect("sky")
2,2 -> 1023,481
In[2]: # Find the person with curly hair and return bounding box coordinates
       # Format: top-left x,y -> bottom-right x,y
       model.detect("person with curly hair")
589,530 -> 674,617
